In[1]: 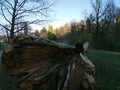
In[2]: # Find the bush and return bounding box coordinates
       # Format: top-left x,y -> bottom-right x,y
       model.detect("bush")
0,42 -> 8,50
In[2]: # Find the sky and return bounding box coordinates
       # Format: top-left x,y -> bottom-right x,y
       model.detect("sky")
33,0 -> 91,29
32,0 -> 120,30
32,0 -> 92,30
51,0 -> 92,27
52,0 -> 120,27
0,0 -> 119,31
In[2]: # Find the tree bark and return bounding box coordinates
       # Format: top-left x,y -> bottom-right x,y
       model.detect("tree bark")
1,36 -> 96,90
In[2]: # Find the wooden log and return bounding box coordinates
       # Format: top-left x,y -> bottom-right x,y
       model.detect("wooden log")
1,36 -> 96,90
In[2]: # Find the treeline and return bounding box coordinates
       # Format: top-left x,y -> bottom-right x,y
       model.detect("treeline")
35,21 -> 91,45
35,0 -> 120,51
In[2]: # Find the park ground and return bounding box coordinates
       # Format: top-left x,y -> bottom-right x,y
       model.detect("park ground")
86,51 -> 120,90
0,51 -> 120,90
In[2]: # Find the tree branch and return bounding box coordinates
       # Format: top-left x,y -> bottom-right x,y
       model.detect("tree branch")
5,0 -> 14,9
3,4 -> 12,15
0,23 -> 10,31
16,0 -> 26,11
14,19 -> 49,33
0,5 -> 12,25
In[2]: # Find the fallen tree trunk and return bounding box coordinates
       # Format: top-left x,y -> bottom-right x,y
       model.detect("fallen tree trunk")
1,36 -> 96,90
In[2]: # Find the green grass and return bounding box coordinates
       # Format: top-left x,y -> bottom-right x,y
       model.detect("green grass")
86,52 -> 120,90
87,52 -> 120,62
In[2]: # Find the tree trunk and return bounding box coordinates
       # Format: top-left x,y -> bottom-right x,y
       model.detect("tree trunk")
10,0 -> 18,39
10,29 -> 14,39
1,36 -> 96,90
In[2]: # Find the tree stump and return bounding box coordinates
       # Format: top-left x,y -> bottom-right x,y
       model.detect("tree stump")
1,36 -> 96,90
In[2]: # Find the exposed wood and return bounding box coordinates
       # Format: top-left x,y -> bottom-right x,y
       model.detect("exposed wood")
1,36 -> 96,90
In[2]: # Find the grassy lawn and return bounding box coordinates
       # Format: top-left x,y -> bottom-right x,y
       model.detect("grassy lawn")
86,52 -> 120,90
0,52 -> 120,90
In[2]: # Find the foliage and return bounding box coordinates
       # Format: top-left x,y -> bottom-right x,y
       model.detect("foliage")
35,30 -> 40,36
55,21 -> 93,46
40,27 -> 48,38
88,0 -> 120,51
32,0 -> 120,51
47,25 -> 57,40
0,42 -> 8,50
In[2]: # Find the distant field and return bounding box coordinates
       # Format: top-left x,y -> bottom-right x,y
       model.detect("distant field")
86,52 -> 120,90
0,52 -> 120,90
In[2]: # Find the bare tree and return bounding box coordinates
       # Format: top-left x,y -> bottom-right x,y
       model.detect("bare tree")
90,0 -> 111,48
91,0 -> 110,31
0,0 -> 55,39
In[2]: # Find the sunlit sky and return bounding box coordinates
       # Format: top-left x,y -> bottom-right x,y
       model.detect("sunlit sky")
0,0 -> 119,35
51,0 -> 92,27
32,0 -> 120,30
32,0 -> 92,30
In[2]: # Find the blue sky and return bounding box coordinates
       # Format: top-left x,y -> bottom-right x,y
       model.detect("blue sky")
32,0 -> 92,30
1,0 -> 119,30
50,0 -> 92,28
47,0 -> 120,29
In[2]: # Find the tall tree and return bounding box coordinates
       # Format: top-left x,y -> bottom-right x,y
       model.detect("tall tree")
114,9 -> 120,50
48,25 -> 56,40
35,30 -> 40,36
90,0 -> 110,48
86,14 -> 95,32
91,0 -> 107,31
0,0 -> 55,39
70,22 -> 77,33
40,27 -> 48,38
77,20 -> 86,32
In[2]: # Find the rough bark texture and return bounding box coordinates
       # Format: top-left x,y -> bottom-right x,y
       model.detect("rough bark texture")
1,36 -> 96,90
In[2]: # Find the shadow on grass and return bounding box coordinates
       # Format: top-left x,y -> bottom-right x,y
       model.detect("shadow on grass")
86,52 -> 120,90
